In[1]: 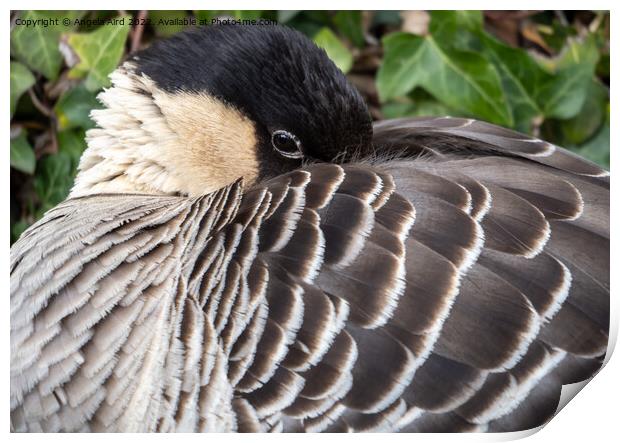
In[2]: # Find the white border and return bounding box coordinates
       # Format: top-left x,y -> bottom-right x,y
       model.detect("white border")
4,3 -> 617,441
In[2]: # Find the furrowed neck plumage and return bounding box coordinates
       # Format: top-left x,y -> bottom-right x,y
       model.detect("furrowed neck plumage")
70,64 -> 259,198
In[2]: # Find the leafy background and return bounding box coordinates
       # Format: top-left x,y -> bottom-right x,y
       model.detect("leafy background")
10,10 -> 610,243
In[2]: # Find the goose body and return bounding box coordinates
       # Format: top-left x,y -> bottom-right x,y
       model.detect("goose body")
10,25 -> 609,433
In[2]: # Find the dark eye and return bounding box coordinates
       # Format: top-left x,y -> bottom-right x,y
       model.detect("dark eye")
271,130 -> 303,159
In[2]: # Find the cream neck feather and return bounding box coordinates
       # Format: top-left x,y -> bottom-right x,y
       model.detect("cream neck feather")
70,64 -> 259,198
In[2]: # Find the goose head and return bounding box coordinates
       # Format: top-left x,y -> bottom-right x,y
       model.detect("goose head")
71,24 -> 373,197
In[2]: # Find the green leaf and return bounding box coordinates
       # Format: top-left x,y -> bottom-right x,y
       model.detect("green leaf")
333,11 -> 365,48
11,220 -> 30,244
382,89 -> 463,119
475,32 -> 547,132
57,129 -> 87,173
54,84 -> 101,130
597,52 -> 609,79
561,80 -> 608,145
67,16 -> 130,91
377,33 -> 426,99
372,11 -> 401,27
574,106 -> 609,168
34,151 -> 74,211
10,11 -> 65,80
543,80 -> 608,146
313,27 -> 353,73
10,132 -> 36,174
536,35 -> 599,120
303,11 -> 333,24
284,11 -> 331,37
424,13 -> 539,130
288,21 -> 323,38
426,11 -> 543,131
377,32 -> 512,126
10,62 -> 35,118
429,10 -> 483,34
149,10 -> 189,36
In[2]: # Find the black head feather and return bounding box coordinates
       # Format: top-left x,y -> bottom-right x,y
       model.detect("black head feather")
131,24 -> 373,180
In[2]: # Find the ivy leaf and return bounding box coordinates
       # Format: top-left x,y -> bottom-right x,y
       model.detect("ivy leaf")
34,151 -> 74,212
303,11 -> 333,24
33,131 -> 85,214
11,11 -> 83,80
10,11 -> 64,80
54,84 -> 101,130
377,32 -> 512,126
333,11 -> 365,48
536,35 -> 599,120
372,11 -> 402,27
543,79 -> 608,146
313,27 -> 353,73
426,11 -> 544,130
67,16 -> 130,91
10,62 -> 35,118
57,129 -> 87,173
429,10 -> 483,34
376,33 -> 426,99
560,79 -> 608,145
11,220 -> 30,244
382,89 -> 463,119
475,32 -> 546,132
10,131 -> 36,174
575,106 -> 609,168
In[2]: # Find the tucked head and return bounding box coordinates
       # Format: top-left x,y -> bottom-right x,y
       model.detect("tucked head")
71,24 -> 373,197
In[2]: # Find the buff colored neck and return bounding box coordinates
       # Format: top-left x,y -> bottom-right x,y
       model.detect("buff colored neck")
70,65 -> 259,198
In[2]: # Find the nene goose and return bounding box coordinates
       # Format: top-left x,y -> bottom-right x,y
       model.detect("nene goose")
10,24 -> 609,433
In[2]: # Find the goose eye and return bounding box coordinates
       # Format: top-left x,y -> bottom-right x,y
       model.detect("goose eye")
271,130 -> 303,159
